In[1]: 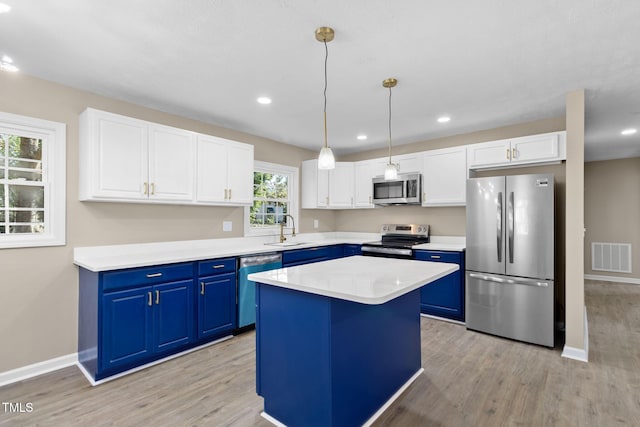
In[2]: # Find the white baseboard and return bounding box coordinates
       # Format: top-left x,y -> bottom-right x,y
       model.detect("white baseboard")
0,353 -> 78,388
562,307 -> 589,363
585,274 -> 640,285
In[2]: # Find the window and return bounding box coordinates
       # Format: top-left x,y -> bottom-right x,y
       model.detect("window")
244,161 -> 298,236
0,111 -> 66,248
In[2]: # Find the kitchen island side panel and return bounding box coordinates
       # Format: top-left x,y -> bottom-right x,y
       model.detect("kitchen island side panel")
330,290 -> 421,426
256,283 -> 422,427
78,267 -> 99,376
256,283 -> 333,427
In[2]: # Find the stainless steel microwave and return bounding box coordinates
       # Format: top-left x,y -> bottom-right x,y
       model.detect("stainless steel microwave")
372,173 -> 422,205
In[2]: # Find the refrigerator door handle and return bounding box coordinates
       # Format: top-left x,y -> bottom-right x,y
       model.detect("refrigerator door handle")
497,192 -> 503,262
468,273 -> 550,287
508,191 -> 515,264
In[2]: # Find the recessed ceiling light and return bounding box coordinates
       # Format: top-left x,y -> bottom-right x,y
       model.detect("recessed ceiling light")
437,116 -> 451,123
2,55 -> 13,63
0,3 -> 11,13
257,97 -> 272,105
621,128 -> 637,136
357,135 -> 367,140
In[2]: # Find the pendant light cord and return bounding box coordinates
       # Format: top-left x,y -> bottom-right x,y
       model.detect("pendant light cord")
388,85 -> 393,163
323,39 -> 329,149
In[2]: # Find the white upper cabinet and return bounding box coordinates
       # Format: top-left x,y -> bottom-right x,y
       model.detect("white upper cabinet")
79,108 -> 253,206
467,131 -> 565,170
422,146 -> 467,206
329,162 -> 355,208
301,160 -> 353,209
393,153 -> 423,175
354,160 -> 375,208
148,124 -> 195,202
196,135 -> 253,205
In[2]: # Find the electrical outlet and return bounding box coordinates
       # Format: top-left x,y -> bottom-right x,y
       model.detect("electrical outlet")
313,219 -> 319,229
223,221 -> 232,232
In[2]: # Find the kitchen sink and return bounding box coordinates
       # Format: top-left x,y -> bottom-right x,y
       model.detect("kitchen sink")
264,242 -> 309,247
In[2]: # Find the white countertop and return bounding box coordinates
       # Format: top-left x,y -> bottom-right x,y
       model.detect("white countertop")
248,256 -> 459,305
73,233 -> 465,272
74,232 -> 379,272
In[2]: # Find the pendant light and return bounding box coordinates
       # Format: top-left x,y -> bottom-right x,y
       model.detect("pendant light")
383,78 -> 398,180
316,27 -> 336,170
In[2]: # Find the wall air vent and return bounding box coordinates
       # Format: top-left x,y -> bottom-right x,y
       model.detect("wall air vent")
591,242 -> 632,273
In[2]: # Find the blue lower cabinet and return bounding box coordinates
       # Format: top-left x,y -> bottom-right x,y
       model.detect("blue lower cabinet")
100,279 -> 194,375
197,272 -> 236,339
413,250 -> 465,322
282,246 -> 330,267
343,244 -> 362,257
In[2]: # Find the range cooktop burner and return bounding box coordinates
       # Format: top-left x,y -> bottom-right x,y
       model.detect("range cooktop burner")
361,224 -> 430,258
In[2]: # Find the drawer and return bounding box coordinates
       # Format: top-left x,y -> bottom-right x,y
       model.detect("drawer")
102,262 -> 194,292
414,250 -> 461,264
198,257 -> 236,276
282,247 -> 330,265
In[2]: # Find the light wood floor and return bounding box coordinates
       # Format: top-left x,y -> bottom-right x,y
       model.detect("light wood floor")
1,280 -> 638,426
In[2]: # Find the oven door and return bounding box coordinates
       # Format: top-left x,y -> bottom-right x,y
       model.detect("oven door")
361,244 -> 413,259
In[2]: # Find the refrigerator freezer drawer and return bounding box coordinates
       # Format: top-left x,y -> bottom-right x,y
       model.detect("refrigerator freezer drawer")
465,271 -> 554,347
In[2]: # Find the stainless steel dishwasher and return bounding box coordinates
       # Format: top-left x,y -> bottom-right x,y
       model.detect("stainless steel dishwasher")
237,253 -> 282,332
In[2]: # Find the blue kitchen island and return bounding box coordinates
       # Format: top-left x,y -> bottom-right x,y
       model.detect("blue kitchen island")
249,256 -> 458,427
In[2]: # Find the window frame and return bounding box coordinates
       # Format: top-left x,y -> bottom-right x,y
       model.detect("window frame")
0,111 -> 66,249
244,161 -> 298,237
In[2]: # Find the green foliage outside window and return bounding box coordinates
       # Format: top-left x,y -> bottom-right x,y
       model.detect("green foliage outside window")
250,171 -> 289,228
0,133 -> 45,235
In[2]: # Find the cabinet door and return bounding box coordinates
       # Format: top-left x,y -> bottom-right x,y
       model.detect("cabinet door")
198,272 -> 236,339
422,147 -> 467,206
196,135 -> 229,203
414,250 -> 464,321
317,168 -> 330,207
395,153 -> 422,174
226,142 -> 254,205
153,280 -> 194,353
148,125 -> 195,202
101,286 -> 153,372
466,139 -> 511,168
91,111 -> 149,200
510,133 -> 559,164
328,162 -> 354,208
354,160 -> 374,207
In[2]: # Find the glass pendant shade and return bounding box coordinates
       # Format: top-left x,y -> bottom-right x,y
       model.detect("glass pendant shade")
384,163 -> 398,180
318,146 -> 336,169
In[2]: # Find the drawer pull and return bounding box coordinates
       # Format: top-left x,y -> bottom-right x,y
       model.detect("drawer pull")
201,282 -> 205,295
212,265 -> 225,269
155,290 -> 160,305
430,255 -> 441,259
146,273 -> 163,278
147,291 -> 152,306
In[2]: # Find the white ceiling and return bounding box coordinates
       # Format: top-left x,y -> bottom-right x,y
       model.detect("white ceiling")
1,0 -> 639,161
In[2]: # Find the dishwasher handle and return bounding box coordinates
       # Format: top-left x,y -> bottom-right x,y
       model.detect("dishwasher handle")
239,253 -> 282,268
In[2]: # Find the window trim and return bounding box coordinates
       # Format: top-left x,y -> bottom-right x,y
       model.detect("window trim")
0,111 -> 66,249
244,161 -> 298,237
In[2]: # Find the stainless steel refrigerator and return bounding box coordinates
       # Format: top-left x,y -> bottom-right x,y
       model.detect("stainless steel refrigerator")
466,173 -> 555,347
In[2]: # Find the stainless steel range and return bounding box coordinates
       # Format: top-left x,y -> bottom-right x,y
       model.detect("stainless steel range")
361,224 -> 430,259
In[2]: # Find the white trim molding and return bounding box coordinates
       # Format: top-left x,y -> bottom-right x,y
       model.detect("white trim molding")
0,353 -> 77,387
562,307 -> 589,363
585,274 -> 640,285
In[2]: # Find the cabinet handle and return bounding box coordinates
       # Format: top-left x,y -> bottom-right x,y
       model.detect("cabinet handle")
512,148 -> 517,159
423,192 -> 426,202
351,197 -> 353,205
228,189 -> 232,199
430,255 -> 441,259
369,196 -> 372,204
155,290 -> 160,305
143,182 -> 148,195
151,182 -> 155,195
506,148 -> 511,160
212,264 -> 225,269
224,189 -> 228,199
201,282 -> 205,295
146,273 -> 163,278
326,196 -> 329,205
147,291 -> 152,306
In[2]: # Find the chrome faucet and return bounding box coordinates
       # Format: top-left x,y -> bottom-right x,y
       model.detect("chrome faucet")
279,214 -> 296,243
